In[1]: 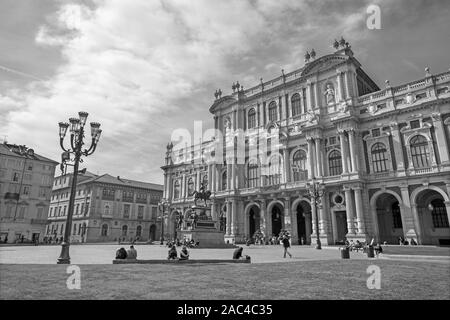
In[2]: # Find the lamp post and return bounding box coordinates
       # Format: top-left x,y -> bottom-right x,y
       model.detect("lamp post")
306,179 -> 325,250
56,112 -> 102,264
158,200 -> 170,245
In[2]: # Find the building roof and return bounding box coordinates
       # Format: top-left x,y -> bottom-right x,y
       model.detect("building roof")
0,142 -> 58,165
77,173 -> 163,191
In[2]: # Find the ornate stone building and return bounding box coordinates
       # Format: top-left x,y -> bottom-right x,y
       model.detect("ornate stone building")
161,39 -> 450,246
46,173 -> 163,243
0,142 -> 58,243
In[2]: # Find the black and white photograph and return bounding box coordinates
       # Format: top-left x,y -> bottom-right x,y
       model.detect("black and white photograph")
0,0 -> 449,308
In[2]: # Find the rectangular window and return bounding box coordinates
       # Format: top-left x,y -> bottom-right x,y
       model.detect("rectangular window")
123,204 -> 131,219
13,172 -> 20,182
23,186 -> 30,195
137,206 -> 144,220
410,120 -> 420,129
151,207 -> 157,219
372,128 -> 381,137
37,207 -> 44,219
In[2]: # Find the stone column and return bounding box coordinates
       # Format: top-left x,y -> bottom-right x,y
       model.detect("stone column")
353,186 -> 366,235
400,186 -> 419,243
226,201 -> 231,235
337,71 -> 343,102
410,204 -> 423,244
215,165 -> 220,192
344,187 -> 356,234
231,162 -> 236,190
343,71 -> 349,99
227,163 -> 232,190
390,123 -> 406,173
311,198 -> 317,237
259,200 -> 267,237
196,170 -> 201,191
284,146 -> 291,183
314,82 -> 319,109
181,174 -> 186,199
315,138 -> 323,177
231,199 -> 237,236
307,137 -> 315,179
306,82 -> 312,110
339,130 -> 349,174
284,197 -> 291,235
432,113 -> 450,165
348,129 -> 359,173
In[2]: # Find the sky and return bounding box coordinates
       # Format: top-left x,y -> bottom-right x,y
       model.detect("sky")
1,0 -> 450,184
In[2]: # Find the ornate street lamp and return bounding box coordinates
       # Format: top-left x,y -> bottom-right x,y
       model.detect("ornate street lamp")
158,200 -> 170,245
56,112 -> 102,264
306,179 -> 325,250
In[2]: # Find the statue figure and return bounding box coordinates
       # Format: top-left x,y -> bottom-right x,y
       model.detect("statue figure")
191,181 -> 211,206
325,84 -> 335,105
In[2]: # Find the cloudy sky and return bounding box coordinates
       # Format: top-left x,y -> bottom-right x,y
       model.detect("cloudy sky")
1,0 -> 449,184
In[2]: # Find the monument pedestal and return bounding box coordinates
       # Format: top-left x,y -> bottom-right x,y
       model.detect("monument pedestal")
178,205 -> 234,248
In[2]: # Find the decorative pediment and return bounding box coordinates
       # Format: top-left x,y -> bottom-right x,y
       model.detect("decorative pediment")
301,54 -> 348,77
209,96 -> 237,113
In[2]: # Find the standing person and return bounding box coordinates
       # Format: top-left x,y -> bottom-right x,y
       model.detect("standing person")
282,236 -> 292,258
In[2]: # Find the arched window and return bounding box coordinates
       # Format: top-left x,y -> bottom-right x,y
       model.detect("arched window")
104,204 -> 110,215
221,171 -> 227,191
173,180 -> 180,199
292,150 -> 307,181
248,108 -> 256,129
328,150 -> 343,176
187,178 -> 195,196
122,225 -> 128,237
268,101 -> 277,122
247,159 -> 259,188
410,135 -> 430,169
291,94 -> 301,117
136,225 -> 142,237
268,154 -> 282,185
371,143 -> 388,173
101,224 -> 108,236
430,199 -> 449,228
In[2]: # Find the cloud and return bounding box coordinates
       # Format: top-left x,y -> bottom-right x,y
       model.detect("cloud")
1,0 -> 449,184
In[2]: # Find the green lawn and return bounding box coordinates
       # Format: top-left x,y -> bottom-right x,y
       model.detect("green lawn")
382,246 -> 450,256
1,260 -> 449,300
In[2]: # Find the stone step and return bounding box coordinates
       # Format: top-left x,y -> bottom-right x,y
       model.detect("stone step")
112,258 -> 251,264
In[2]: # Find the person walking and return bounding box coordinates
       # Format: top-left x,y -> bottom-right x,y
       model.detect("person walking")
282,236 -> 292,258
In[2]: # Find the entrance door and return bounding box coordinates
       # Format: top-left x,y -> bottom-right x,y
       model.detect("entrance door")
249,208 -> 260,238
297,207 -> 306,244
149,225 -> 156,241
272,206 -> 283,236
335,211 -> 348,242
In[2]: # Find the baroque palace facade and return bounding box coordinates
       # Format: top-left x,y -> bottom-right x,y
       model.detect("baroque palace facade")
161,39 -> 450,246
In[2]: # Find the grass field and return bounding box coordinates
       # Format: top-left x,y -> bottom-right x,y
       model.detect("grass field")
1,259 -> 449,300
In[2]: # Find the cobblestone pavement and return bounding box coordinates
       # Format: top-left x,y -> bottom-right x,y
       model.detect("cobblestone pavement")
0,244 -> 371,264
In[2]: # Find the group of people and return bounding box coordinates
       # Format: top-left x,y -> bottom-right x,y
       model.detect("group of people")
166,237 -> 199,248
344,238 -> 383,256
167,243 -> 190,260
115,245 -> 138,260
399,236 -> 417,245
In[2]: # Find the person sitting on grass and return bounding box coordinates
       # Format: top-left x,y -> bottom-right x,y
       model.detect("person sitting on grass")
126,245 -> 137,259
115,247 -> 127,259
179,246 -> 189,260
167,244 -> 178,260
374,243 -> 383,257
410,238 -> 417,245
